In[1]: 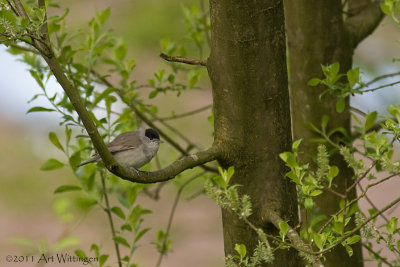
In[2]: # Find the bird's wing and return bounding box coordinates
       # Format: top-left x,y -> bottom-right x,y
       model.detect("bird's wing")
107,130 -> 143,153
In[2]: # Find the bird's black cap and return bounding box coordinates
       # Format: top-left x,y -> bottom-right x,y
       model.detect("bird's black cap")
145,128 -> 160,141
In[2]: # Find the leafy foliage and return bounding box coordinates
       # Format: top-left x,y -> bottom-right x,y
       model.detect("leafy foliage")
1,1 -> 212,266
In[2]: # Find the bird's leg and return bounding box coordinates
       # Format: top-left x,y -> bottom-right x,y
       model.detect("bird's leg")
129,167 -> 141,175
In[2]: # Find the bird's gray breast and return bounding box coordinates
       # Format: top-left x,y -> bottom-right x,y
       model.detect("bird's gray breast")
113,145 -> 151,169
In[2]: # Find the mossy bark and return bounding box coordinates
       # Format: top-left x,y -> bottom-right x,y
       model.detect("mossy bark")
208,1 -> 300,265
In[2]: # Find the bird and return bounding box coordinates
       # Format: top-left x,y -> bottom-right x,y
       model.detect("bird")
77,128 -> 162,172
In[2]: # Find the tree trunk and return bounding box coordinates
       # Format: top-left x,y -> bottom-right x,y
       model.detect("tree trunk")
284,1 -> 373,266
208,1 -> 300,265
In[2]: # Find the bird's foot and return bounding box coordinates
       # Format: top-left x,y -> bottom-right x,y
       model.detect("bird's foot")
130,167 -> 148,175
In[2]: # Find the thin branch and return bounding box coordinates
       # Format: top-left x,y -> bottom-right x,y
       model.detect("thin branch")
350,106 -> 367,117
142,182 -> 167,200
358,185 -> 400,253
157,104 -> 212,121
364,71 -> 400,87
316,195 -> 400,256
12,0 -> 51,56
361,80 -> 400,93
323,187 -> 346,199
155,171 -> 206,267
160,53 -> 207,66
144,108 -> 203,151
100,171 -> 122,267
8,43 -> 38,53
319,172 -> 400,234
125,146 -> 219,184
346,161 -> 377,193
362,243 -> 395,267
11,0 -> 29,19
38,0 -> 49,42
264,209 -> 324,267
6,0 -> 19,16
199,0 -> 211,49
358,183 -> 389,223
352,119 -> 385,140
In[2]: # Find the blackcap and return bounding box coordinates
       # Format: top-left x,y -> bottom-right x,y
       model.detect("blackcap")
77,128 -> 162,171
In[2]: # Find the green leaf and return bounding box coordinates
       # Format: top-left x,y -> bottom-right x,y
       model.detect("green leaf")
76,197 -> 97,211
336,98 -> 345,113
134,228 -> 151,243
111,206 -> 126,220
113,236 -> 130,248
397,239 -> 400,252
75,249 -> 87,259
327,166 -> 339,187
29,70 -> 45,89
97,8 -> 110,26
380,2 -> 391,16
226,166 -> 235,184
49,132 -> 64,152
99,254 -> 109,267
149,90 -> 158,99
365,111 -> 377,132
54,185 -> 82,194
307,78 -> 321,86
27,106 -> 55,113
292,139 -> 302,152
188,70 -> 200,88
114,41 -> 127,61
167,74 -> 175,84
69,151 -> 81,168
40,158 -> 64,171
344,245 -> 353,256
121,224 -> 132,232
321,115 -> 329,132
387,217 -> 398,234
330,62 -> 340,78
53,236 -> 80,251
161,38 -> 176,54
313,233 -> 325,250
234,243 -> 247,259
10,237 -> 36,251
304,197 -> 314,210
304,121 -> 322,134
93,87 -> 117,107
347,67 -> 359,88
212,175 -> 226,188
309,190 -> 323,197
278,221 -> 289,241
346,235 -> 361,245
286,170 -> 301,185
279,152 -> 298,167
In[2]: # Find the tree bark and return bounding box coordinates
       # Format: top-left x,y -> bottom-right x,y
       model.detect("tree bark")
208,0 -> 300,265
284,0 -> 382,266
